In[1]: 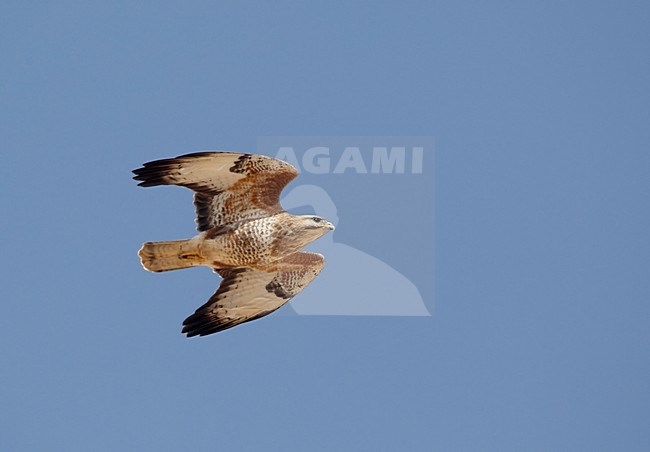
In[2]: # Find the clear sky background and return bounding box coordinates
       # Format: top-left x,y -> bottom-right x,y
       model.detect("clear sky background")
1,1 -> 649,451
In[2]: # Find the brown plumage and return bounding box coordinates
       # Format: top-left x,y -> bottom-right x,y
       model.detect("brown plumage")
133,152 -> 334,337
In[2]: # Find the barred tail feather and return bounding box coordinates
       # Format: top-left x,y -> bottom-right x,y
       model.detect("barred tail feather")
138,240 -> 204,272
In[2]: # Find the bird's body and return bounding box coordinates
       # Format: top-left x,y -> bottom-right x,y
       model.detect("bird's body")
140,212 -> 330,270
133,152 -> 334,337
203,212 -> 330,267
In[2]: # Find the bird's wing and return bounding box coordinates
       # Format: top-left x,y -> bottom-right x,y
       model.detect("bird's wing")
132,152 -> 298,230
181,252 -> 325,337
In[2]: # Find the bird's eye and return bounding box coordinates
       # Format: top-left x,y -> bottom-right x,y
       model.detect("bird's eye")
312,217 -> 322,223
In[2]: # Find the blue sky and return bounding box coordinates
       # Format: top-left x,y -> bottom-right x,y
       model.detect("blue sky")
1,1 -> 649,450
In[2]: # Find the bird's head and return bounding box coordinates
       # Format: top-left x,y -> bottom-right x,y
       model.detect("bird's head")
298,215 -> 335,232
294,215 -> 335,242
279,214 -> 335,250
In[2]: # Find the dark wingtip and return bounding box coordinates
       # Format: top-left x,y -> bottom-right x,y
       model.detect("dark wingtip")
181,310 -> 240,337
183,328 -> 199,338
131,161 -> 175,187
132,168 -> 150,187
182,324 -> 216,338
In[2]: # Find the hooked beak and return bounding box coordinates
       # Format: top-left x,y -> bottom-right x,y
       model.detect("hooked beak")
325,221 -> 335,231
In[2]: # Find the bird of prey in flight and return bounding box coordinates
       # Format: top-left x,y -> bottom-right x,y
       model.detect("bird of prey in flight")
133,152 -> 334,337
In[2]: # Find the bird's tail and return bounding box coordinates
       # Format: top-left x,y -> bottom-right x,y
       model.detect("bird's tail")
138,240 -> 204,272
